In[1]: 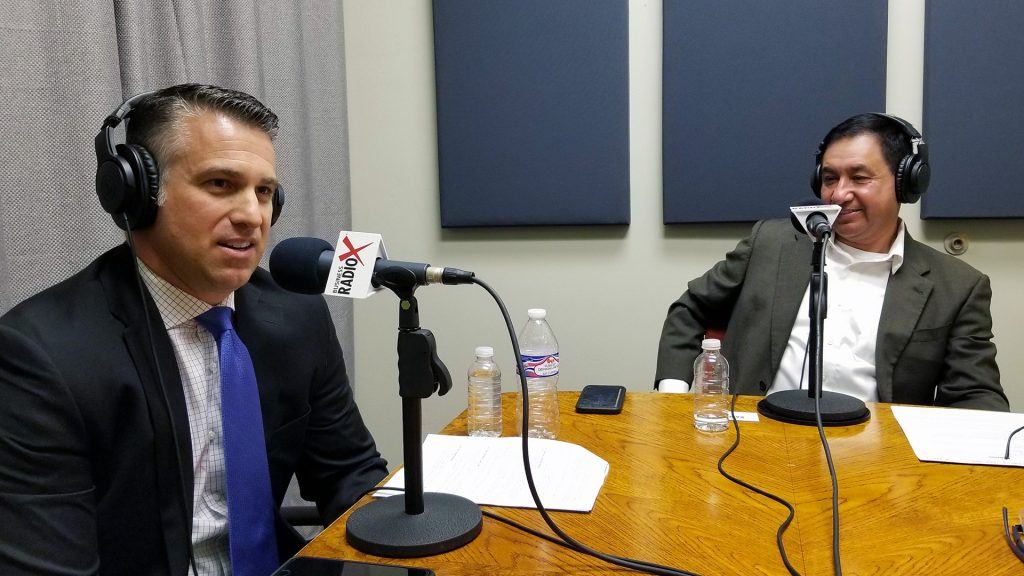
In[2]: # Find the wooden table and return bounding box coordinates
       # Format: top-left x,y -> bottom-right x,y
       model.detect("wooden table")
301,392 -> 1024,575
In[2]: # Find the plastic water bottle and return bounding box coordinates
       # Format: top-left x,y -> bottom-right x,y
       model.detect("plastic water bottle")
516,309 -> 560,439
693,338 -> 730,432
467,346 -> 502,437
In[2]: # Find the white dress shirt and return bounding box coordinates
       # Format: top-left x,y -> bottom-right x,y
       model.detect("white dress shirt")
769,224 -> 905,400
139,262 -> 233,576
659,223 -> 906,399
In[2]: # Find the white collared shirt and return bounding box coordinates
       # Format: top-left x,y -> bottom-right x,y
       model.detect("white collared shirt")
659,223 -> 906,399
769,223 -> 906,401
138,262 -> 232,576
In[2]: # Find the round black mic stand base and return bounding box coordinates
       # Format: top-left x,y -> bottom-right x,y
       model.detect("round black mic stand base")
757,390 -> 870,426
346,492 -> 482,558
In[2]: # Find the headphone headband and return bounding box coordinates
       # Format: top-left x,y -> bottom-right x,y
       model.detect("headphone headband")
106,91 -> 158,127
95,90 -> 158,164
95,89 -> 284,229
810,112 -> 930,204
868,112 -> 922,140
868,112 -> 928,160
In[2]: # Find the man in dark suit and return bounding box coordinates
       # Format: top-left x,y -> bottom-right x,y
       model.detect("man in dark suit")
655,113 -> 1008,411
0,85 -> 388,575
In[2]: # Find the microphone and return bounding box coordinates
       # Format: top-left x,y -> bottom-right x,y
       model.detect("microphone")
789,197 -> 840,241
269,237 -> 335,295
270,234 -> 484,556
760,198 -> 871,427
269,236 -> 475,296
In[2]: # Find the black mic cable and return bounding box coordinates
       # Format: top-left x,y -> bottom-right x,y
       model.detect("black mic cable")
811,231 -> 843,576
716,239 -> 839,576
1005,425 -> 1024,460
717,392 -> 801,576
1003,507 -> 1024,563
123,215 -> 200,576
269,239 -> 703,573
470,276 -> 703,576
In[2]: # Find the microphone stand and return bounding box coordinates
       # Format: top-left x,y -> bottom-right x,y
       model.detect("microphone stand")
757,232 -> 870,426
346,270 -> 482,557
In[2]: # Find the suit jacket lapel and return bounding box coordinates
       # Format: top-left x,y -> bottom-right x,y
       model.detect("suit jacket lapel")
770,232 -> 812,376
875,238 -> 932,402
100,245 -> 193,576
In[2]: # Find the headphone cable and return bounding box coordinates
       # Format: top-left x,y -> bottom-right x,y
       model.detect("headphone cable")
124,216 -> 200,576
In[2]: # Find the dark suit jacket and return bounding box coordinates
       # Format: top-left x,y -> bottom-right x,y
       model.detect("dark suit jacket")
0,244 -> 388,575
655,219 -> 1008,411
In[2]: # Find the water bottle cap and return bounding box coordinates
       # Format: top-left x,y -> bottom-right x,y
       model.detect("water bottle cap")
701,338 -> 721,350
474,346 -> 494,357
527,308 -> 547,319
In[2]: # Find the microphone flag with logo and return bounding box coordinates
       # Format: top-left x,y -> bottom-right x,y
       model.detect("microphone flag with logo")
789,199 -> 841,240
325,231 -> 389,299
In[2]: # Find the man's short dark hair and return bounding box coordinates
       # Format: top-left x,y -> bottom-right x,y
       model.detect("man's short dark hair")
125,84 -> 278,194
820,113 -> 912,177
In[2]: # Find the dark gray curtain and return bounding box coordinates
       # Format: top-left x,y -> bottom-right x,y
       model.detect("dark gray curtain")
0,0 -> 352,354
0,0 -> 352,527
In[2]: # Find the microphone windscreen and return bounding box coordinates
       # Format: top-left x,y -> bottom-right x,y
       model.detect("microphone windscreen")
790,197 -> 826,233
270,237 -> 334,294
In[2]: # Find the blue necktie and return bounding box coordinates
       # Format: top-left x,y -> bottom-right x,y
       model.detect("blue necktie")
197,306 -> 279,576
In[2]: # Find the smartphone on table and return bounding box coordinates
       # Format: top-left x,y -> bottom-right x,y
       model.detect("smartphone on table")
575,384 -> 626,414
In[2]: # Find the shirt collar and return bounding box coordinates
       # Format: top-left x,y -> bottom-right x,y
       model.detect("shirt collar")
137,260 -> 235,329
829,220 -> 906,274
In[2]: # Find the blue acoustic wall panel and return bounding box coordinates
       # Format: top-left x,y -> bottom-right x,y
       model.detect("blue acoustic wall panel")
663,1 -> 887,223
433,0 -> 629,227
922,1 -> 1024,219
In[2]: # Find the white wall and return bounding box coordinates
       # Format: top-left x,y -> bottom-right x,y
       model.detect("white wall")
343,0 -> 1024,468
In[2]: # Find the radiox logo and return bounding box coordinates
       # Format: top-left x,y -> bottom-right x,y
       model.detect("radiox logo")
333,235 -> 373,295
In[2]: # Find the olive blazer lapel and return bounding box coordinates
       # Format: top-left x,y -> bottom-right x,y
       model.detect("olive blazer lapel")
770,232 -> 813,377
874,239 -> 932,402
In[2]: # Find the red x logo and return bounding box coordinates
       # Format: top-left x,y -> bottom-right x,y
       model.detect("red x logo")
337,236 -> 374,266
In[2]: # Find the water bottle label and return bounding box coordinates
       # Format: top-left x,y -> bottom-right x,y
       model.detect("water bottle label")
518,353 -> 559,377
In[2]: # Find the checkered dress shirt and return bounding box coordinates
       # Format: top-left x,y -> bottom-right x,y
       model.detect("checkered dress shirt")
139,262 -> 233,576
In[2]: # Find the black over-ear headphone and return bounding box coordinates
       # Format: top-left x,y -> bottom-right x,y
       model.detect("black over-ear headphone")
95,91 -> 285,230
811,112 -> 930,204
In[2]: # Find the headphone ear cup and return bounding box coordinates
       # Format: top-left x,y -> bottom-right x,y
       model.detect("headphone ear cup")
111,144 -> 160,230
895,153 -> 931,204
895,155 -> 911,203
96,154 -> 132,218
271,184 -> 285,226
903,156 -> 930,204
810,144 -> 825,198
810,163 -> 823,198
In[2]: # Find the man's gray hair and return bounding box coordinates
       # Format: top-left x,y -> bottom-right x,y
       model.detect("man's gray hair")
125,84 -> 278,203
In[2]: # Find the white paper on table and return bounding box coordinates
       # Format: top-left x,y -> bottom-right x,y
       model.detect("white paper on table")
890,405 -> 1024,467
378,434 -> 609,512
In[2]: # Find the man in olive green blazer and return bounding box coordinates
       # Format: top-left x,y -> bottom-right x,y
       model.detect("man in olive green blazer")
655,114 -> 1007,411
